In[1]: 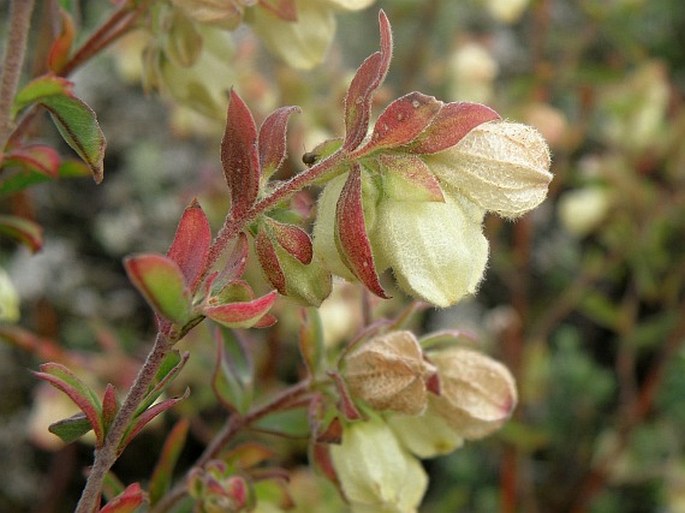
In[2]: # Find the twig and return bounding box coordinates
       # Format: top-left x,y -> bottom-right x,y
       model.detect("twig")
0,0 -> 36,151
74,332 -> 174,513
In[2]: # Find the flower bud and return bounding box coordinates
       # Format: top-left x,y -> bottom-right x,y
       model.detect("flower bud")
342,331 -> 437,415
425,121 -> 552,218
188,461 -> 254,513
330,418 -> 427,513
372,190 -> 489,308
428,346 -> 517,439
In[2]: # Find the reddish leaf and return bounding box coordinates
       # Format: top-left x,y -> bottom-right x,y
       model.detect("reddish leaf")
254,313 -> 278,328
359,92 -> 442,154
99,483 -> 146,513
379,153 -> 444,202
266,218 -> 313,264
342,10 -> 393,151
4,144 -> 61,177
121,389 -> 190,452
166,199 -> 211,291
204,290 -> 278,329
221,89 -> 260,220
101,383 -> 119,434
255,227 -> 287,294
124,253 -> 192,324
259,0 -> 298,21
334,164 -> 388,298
0,214 -> 43,252
33,362 -> 104,445
259,105 -> 300,179
47,8 -> 75,73
149,419 -> 190,506
408,101 -> 501,154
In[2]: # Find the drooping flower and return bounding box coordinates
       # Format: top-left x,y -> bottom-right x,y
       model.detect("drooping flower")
341,331 -> 438,415
330,417 -> 428,513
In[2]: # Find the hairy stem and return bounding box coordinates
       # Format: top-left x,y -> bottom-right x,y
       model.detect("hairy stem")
75,332 -> 174,513
0,0 -> 36,152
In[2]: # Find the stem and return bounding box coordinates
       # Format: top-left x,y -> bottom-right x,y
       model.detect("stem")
0,0 -> 36,151
205,150 -> 348,273
75,332 -> 174,513
151,380 -> 312,513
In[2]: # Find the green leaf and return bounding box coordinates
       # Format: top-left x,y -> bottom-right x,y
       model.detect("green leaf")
212,329 -> 253,414
124,253 -> 192,324
148,419 -> 190,506
33,362 -> 104,445
253,407 -> 310,438
48,412 -> 93,444
13,75 -> 106,183
0,214 -> 43,252
138,350 -> 189,414
41,94 -> 106,184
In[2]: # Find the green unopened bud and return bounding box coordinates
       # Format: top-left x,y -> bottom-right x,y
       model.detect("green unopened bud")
372,190 -> 488,308
342,331 -> 437,415
425,121 -> 552,218
428,347 -> 517,439
330,418 -> 427,513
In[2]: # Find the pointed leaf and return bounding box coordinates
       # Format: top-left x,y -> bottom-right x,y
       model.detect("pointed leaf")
259,106 -> 300,179
299,308 -> 325,377
99,483 -> 146,513
0,214 -> 43,252
379,153 -> 444,202
342,10 -> 393,150
167,199 -> 212,291
48,412 -> 93,444
260,0 -> 298,21
47,8 -> 75,73
204,290 -> 278,329
149,419 -> 190,506
360,92 -> 442,154
255,227 -> 287,293
121,389 -> 190,452
41,93 -> 105,183
334,164 -> 388,298
4,144 -> 61,177
268,219 -> 313,264
101,383 -> 119,434
124,253 -> 192,324
221,89 -> 260,220
33,362 -> 104,445
138,351 -> 189,414
408,101 -> 501,154
212,332 -> 251,414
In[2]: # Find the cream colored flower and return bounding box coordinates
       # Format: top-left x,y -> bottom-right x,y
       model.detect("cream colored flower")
330,418 -> 427,513
425,121 -> 552,218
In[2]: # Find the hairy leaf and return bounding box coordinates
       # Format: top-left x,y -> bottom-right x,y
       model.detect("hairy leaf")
167,199 -> 212,291
124,254 -> 192,324
221,89 -> 260,220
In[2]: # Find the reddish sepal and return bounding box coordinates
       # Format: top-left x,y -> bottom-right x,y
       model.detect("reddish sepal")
258,105 -> 300,179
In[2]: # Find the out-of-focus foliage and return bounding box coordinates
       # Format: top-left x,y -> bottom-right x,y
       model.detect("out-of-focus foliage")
1,0 -> 684,512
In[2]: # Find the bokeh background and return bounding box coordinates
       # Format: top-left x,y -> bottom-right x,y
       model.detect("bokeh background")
1,0 -> 685,512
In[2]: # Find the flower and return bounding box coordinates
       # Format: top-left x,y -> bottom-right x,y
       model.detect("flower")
427,346 -> 517,440
341,331 -> 438,415
330,417 -> 427,513
313,118 -> 552,307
